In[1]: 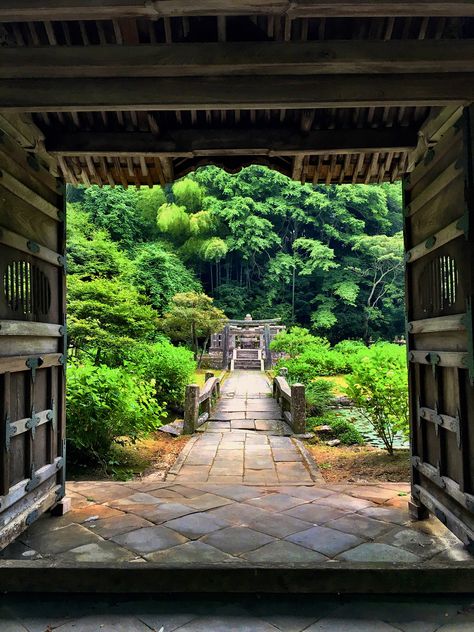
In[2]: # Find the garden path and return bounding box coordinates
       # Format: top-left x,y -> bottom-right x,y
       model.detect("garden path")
2,371 -> 472,578
168,370 -> 316,485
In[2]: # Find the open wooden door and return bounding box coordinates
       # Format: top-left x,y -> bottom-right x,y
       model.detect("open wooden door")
0,121 -> 66,549
405,105 -> 474,550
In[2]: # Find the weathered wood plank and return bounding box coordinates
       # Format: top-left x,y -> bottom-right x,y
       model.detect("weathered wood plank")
409,350 -> 469,369
418,408 -> 460,434
0,321 -> 62,337
407,160 -> 463,217
0,457 -> 63,513
408,314 -> 466,334
0,1 -> 472,21
4,41 -> 474,79
0,373 -> 11,495
1,75 -> 473,112
0,169 -> 59,221
46,127 -> 418,158
406,217 -> 465,263
0,353 -> 63,375
0,226 -> 63,267
10,409 -> 52,439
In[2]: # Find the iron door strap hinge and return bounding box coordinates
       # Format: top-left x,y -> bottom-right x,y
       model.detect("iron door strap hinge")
25,464 -> 41,493
4,415 -> 16,452
426,352 -> 441,378
26,356 -> 44,382
26,411 -> 40,439
26,509 -> 39,526
27,240 -> 40,254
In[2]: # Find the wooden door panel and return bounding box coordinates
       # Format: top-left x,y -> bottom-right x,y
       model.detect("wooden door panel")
0,124 -> 65,549
405,105 -> 474,549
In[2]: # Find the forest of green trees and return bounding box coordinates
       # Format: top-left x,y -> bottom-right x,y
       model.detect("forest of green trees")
68,165 -> 404,343
66,166 -> 406,467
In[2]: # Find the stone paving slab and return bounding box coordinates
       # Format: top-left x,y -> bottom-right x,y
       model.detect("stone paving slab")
3,479 -> 472,570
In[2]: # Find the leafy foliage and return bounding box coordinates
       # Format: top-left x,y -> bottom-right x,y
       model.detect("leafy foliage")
132,338 -> 196,410
67,359 -> 165,463
132,243 -> 201,313
305,379 -> 336,417
161,292 -> 227,365
308,411 -> 364,446
345,343 -> 409,454
68,276 -> 157,366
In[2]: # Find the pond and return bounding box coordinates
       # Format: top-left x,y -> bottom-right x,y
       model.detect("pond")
334,407 -> 409,450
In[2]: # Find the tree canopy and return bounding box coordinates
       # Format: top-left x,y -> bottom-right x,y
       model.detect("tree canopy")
67,164 -> 404,342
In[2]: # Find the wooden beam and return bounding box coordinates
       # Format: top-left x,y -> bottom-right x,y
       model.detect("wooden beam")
3,41 -> 474,79
1,75 -> 473,112
0,1 -> 472,21
407,105 -> 463,171
44,127 -> 419,157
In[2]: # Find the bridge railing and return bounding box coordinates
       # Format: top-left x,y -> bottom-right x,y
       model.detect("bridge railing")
272,369 -> 306,434
183,371 -> 221,434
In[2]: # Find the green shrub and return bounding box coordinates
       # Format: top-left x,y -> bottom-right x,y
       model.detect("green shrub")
66,360 -> 165,464
327,415 -> 364,445
133,337 -> 196,409
270,327 -> 324,357
333,339 -> 367,372
345,342 -> 408,454
277,346 -> 345,381
305,379 -> 335,416
307,411 -> 364,445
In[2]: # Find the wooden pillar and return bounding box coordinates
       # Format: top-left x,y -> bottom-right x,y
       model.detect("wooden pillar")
291,383 -> 306,434
183,384 -> 200,435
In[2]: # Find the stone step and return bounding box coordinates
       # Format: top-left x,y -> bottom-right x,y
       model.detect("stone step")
233,361 -> 261,370
235,350 -> 259,358
1,562 -> 473,595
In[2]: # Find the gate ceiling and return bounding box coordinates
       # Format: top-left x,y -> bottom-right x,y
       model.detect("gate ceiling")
0,1 -> 473,185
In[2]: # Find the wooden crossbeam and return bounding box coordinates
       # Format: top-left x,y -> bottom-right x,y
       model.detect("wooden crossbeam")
3,41 -> 474,79
45,127 -> 419,157
1,75 -> 473,111
0,1 -> 473,21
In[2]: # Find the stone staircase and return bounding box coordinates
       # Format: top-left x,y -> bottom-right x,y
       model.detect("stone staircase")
232,348 -> 263,370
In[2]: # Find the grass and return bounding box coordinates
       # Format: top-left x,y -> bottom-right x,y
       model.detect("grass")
307,442 -> 410,483
318,374 -> 348,396
193,369 -> 208,387
68,433 -> 189,481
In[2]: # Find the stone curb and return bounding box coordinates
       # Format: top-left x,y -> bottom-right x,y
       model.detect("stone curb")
292,437 -> 324,483
167,435 -> 198,476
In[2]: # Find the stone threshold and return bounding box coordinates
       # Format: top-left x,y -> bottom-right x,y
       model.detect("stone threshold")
1,560 -> 474,594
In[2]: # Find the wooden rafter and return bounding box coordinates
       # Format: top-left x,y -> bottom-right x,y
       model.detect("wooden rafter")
2,75 -> 473,111
0,1 -> 473,21
44,127 -> 419,157
3,40 -> 474,79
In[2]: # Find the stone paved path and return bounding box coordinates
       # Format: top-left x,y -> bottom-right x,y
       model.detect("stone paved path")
169,371 -> 315,485
2,593 -> 474,631
2,478 -> 471,567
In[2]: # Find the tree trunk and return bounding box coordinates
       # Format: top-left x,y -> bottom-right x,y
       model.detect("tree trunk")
291,263 -> 296,323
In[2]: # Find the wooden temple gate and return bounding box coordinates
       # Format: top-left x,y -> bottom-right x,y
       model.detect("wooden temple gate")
0,0 -> 474,551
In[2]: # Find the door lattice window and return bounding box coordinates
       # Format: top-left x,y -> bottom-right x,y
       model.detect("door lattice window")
3,261 -> 51,317
420,254 -> 458,315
